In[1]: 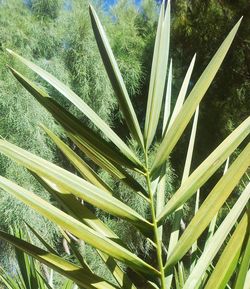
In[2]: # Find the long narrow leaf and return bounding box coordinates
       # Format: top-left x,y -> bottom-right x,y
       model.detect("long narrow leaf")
0,140 -> 152,235
0,176 -> 159,276
167,54 -> 196,131
144,0 -> 171,148
162,59 -> 172,132
68,133 -> 149,201
32,175 -> 138,289
234,225 -> 250,289
8,66 -> 139,171
0,231 -> 118,289
205,157 -> 230,247
165,106 -> 199,287
189,188 -> 200,272
156,59 -> 173,238
25,222 -> 58,256
151,18 -> 242,177
7,50 -> 144,170
41,125 -> 112,194
32,174 -> 122,241
204,213 -> 249,289
243,270 -> 250,289
8,67 -> 148,199
59,228 -> 92,271
0,268 -> 20,289
157,116 -> 250,225
181,182 -> 250,289
165,142 -> 250,269
89,5 -> 144,149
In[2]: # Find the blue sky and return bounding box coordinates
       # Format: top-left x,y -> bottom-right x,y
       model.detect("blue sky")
103,0 -> 141,10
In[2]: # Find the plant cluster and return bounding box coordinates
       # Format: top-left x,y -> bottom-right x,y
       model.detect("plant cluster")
0,1 -> 249,289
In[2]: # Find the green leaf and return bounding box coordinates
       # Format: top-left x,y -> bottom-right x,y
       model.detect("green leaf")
162,59 -> 172,133
14,229 -> 32,289
36,272 -> 54,289
156,59 -> 173,239
204,212 -> 249,289
68,133 -> 149,201
180,106 -> 199,183
165,142 -> 250,269
205,157 -> 230,247
41,125 -> 113,194
243,270 -> 250,289
59,228 -> 92,271
62,279 -> 74,289
151,18 -> 242,177
25,222 -> 58,256
89,5 -> 144,149
167,54 -> 196,131
7,50 -> 144,171
0,176 -> 159,276
0,267 -> 20,289
144,0 -> 171,148
8,66 -> 148,200
0,230 -> 119,289
0,140 -> 152,235
181,182 -> 250,289
32,174 -> 122,241
189,188 -> 200,272
8,66 -> 138,171
157,116 -> 250,225
165,106 -> 199,288
32,175 -> 138,288
234,219 -> 250,289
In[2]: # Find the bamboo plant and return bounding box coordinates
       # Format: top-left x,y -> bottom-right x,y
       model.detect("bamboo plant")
0,1 -> 249,289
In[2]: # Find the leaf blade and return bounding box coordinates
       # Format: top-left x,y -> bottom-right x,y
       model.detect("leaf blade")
157,116 -> 250,225
8,66 -> 138,171
144,0 -> 171,148
0,176 -> 159,276
167,54 -> 196,131
165,142 -> 250,269
234,223 -> 250,289
41,125 -> 112,195
7,50 -> 144,170
32,175 -> 138,288
181,182 -> 250,289
151,18 -> 242,176
0,230 -> 118,289
204,213 -> 248,289
0,140 -> 152,235
89,5 -> 144,149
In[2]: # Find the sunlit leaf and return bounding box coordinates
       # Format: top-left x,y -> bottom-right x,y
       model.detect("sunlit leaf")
0,140 -> 152,235
181,182 -> 250,289
204,212 -> 249,289
7,50 -> 144,171
165,143 -> 250,269
89,5 -> 144,149
0,230 -> 118,289
151,18 -> 242,177
144,0 -> 171,148
0,176 -> 159,276
157,116 -> 250,225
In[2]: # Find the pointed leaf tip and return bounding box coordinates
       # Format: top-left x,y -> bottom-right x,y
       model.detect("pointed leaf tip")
89,2 -> 144,148
151,18 -> 243,177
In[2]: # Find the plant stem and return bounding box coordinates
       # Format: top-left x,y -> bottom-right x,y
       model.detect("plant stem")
145,154 -> 166,289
